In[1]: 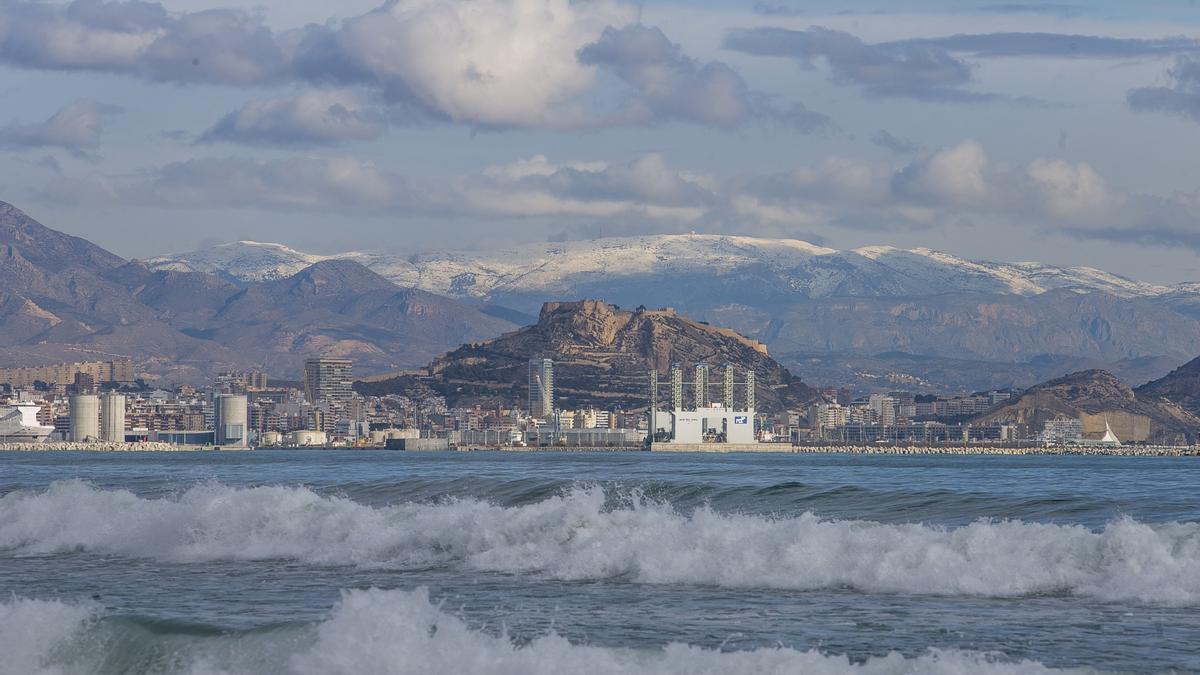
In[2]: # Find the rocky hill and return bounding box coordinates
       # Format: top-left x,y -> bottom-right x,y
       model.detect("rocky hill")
151,235 -> 1200,393
1135,356 -> 1200,417
0,201 -> 515,381
973,370 -> 1200,444
356,300 -> 818,413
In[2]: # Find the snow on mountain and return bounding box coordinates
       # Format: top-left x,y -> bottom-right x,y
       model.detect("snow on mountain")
146,241 -> 325,281
146,234 -> 1171,302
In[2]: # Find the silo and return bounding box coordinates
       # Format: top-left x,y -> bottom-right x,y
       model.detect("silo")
69,394 -> 100,442
99,393 -> 126,443
215,394 -> 248,447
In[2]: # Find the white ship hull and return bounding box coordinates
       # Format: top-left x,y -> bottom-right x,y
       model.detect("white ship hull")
0,405 -> 55,443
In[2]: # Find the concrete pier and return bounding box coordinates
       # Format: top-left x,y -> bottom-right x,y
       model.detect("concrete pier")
653,443 -> 1199,457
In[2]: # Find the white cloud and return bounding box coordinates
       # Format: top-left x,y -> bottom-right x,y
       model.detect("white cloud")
894,140 -> 991,204
330,0 -> 637,128
0,100 -> 122,150
128,156 -> 410,210
1026,158 -> 1115,220
200,90 -> 386,145
1,0 -> 824,132
457,153 -> 714,220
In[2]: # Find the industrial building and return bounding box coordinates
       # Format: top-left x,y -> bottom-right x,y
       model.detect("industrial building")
650,363 -> 758,449
69,394 -> 100,442
99,393 -> 126,442
214,394 -> 248,447
528,358 -> 555,419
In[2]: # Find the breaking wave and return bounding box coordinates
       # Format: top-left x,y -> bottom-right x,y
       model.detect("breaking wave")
2,480 -> 1198,605
0,590 -> 1096,675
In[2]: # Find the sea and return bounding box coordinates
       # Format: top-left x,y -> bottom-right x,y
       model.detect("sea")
1,450 -> 1198,674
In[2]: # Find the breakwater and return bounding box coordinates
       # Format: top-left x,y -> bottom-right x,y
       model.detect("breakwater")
790,444 -> 1200,457
0,441 -> 202,452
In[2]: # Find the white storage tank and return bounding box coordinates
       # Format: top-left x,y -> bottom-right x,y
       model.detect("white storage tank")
286,430 -> 328,447
99,393 -> 126,443
215,394 -> 248,447
69,394 -> 100,442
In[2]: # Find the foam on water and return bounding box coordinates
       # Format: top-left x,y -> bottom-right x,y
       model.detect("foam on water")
2,480 -> 1198,605
0,590 -> 1094,675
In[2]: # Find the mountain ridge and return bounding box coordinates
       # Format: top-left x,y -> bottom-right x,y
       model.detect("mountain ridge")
149,235 -> 1170,302
0,202 -> 517,380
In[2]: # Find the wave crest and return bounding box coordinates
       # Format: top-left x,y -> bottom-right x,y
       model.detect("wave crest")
2,480 -> 1198,605
0,591 -> 1090,675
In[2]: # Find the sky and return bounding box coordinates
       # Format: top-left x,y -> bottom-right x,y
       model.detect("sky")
2,0 -> 1200,284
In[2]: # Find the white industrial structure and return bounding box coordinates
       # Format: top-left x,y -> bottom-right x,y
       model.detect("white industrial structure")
99,393 -> 126,442
287,430 -> 328,447
0,405 -> 54,442
215,394 -> 248,447
650,362 -> 758,447
69,394 -> 100,442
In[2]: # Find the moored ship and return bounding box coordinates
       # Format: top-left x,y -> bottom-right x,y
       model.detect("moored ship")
0,405 -> 55,442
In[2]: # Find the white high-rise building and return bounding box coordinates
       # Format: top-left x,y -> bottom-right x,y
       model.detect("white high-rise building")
868,394 -> 897,426
528,358 -> 554,419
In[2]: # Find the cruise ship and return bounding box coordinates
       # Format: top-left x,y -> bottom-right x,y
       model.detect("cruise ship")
0,405 -> 55,442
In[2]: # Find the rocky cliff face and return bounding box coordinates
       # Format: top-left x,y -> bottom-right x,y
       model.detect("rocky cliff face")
360,300 -> 816,412
974,370 -> 1200,444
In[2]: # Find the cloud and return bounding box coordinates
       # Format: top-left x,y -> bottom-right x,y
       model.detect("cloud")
46,140 -> 1200,253
736,140 -> 1132,234
724,26 -> 991,102
978,4 -> 1086,17
725,25 -> 1200,102
317,0 -> 638,129
0,1 -> 289,85
578,25 -> 830,131
71,152 -> 715,224
0,0 -> 822,132
126,156 -> 414,211
0,100 -> 121,150
870,129 -> 919,154
893,33 -> 1200,59
894,140 -> 991,204
1128,56 -> 1200,123
200,90 -> 387,146
454,153 -> 716,220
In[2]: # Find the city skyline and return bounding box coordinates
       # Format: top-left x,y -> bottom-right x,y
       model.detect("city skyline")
3,1 -> 1200,283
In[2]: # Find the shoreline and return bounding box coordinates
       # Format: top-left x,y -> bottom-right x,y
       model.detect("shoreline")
0,442 -> 220,452
3,443 -> 1197,457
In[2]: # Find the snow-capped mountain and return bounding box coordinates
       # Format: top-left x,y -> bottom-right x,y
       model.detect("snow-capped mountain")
147,234 -> 1170,304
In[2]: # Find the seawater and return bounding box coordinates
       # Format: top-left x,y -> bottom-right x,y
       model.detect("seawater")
1,451 -> 1197,674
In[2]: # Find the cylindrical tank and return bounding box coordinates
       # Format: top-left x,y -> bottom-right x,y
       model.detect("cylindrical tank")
69,394 -> 100,442
260,431 -> 283,446
99,393 -> 126,443
215,394 -> 248,447
287,430 -> 327,447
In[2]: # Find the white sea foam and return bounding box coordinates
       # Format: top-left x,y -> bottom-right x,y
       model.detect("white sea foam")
2,480 -> 1198,605
0,591 -> 1094,675
0,597 -> 94,675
